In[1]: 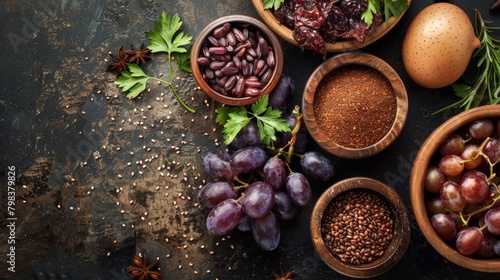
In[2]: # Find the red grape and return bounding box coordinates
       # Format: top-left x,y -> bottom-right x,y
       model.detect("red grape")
484,207 -> 500,235
272,190 -> 298,220
252,212 -> 280,251
431,213 -> 457,241
484,138 -> 500,164
474,233 -> 497,258
440,181 -> 466,212
197,181 -> 237,208
469,119 -> 494,139
203,151 -> 235,181
425,166 -> 446,193
241,181 -> 275,218
460,144 -> 482,170
263,157 -> 287,189
425,194 -> 446,216
206,199 -> 242,235
285,172 -> 312,207
438,133 -> 465,155
230,146 -> 268,174
439,154 -> 465,176
300,151 -> 335,182
455,227 -> 484,256
459,172 -> 489,205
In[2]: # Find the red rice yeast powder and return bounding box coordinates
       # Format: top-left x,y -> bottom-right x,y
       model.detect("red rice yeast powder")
314,65 -> 396,149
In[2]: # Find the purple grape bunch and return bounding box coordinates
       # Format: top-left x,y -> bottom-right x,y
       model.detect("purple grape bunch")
198,75 -> 335,250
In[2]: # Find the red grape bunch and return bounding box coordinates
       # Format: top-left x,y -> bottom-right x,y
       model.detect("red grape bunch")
425,118 -> 500,257
198,76 -> 335,250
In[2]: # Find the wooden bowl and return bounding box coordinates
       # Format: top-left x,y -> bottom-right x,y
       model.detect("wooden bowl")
311,177 -> 411,278
251,0 -> 411,53
190,15 -> 284,106
410,105 -> 500,272
302,52 -> 408,159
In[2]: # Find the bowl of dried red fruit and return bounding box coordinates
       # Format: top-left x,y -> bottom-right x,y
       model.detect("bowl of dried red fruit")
310,177 -> 411,278
191,14 -> 284,106
252,0 -> 410,58
410,105 -> 500,272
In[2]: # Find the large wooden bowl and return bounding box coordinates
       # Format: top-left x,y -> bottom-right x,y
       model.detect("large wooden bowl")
410,105 -> 500,272
252,0 -> 411,53
302,52 -> 408,159
311,177 -> 411,278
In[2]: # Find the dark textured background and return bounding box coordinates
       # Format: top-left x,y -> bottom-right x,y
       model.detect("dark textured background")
1,0 -> 500,279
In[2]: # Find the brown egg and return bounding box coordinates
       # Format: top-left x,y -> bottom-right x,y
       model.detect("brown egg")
402,3 -> 480,89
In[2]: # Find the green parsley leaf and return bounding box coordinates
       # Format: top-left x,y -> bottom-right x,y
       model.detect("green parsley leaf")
361,0 -> 381,26
384,0 -> 409,23
361,0 -> 408,25
263,0 -> 284,11
175,49 -> 192,73
217,95 -> 291,146
146,12 -> 192,54
115,63 -> 150,99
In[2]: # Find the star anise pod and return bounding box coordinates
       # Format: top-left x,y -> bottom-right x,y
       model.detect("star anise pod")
126,42 -> 151,65
127,252 -> 162,280
106,45 -> 129,77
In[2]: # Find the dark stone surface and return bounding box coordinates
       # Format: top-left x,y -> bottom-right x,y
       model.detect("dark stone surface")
1,0 -> 500,279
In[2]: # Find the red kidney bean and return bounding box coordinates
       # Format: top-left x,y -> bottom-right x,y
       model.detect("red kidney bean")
254,59 -> 266,76
244,87 -> 261,97
224,76 -> 237,91
260,68 -> 273,83
213,22 -> 231,38
232,27 -> 246,42
221,66 -> 239,76
209,47 -> 227,55
196,57 -> 210,66
232,56 -> 242,69
210,61 -> 226,70
226,32 -> 236,46
258,36 -> 269,56
266,50 -> 275,68
244,77 -> 261,88
233,77 -> 245,97
207,36 -> 222,47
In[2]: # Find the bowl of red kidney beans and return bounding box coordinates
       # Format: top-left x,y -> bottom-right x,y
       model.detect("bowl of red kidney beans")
191,15 -> 284,106
252,0 -> 411,59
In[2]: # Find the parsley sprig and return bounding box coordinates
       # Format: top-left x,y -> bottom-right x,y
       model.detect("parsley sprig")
434,10 -> 500,114
362,0 -> 409,25
216,95 -> 291,146
263,0 -> 284,10
114,12 -> 195,113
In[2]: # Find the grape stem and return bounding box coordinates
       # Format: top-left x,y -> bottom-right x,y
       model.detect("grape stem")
455,136 -> 500,227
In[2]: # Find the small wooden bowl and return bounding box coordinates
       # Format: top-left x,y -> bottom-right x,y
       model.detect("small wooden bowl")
190,15 -> 284,106
302,52 -> 408,159
251,0 -> 411,53
410,105 -> 500,272
311,177 -> 411,278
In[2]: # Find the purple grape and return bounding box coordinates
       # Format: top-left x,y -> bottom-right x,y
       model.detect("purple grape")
206,199 -> 242,235
203,151 -> 235,181
474,233 -> 497,258
238,214 -> 252,232
263,157 -> 287,189
285,172 -> 312,207
251,211 -> 280,251
272,190 -> 298,220
300,151 -> 335,182
241,181 -> 275,218
494,240 -> 500,256
197,181 -> 237,208
269,74 -> 294,112
230,146 -> 268,174
484,138 -> 500,163
279,115 -> 309,153
240,121 -> 264,146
